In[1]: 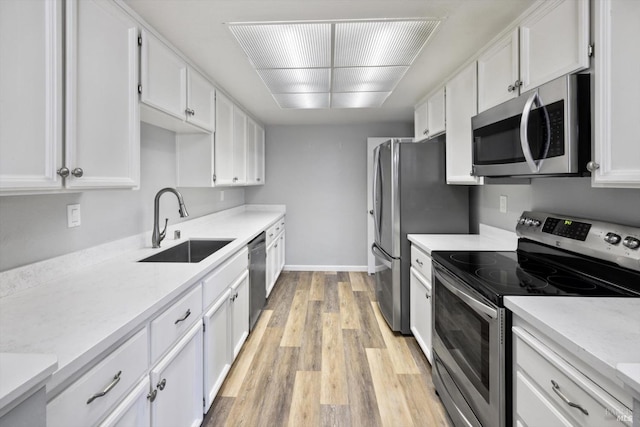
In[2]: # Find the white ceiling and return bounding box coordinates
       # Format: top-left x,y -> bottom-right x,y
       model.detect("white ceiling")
123,0 -> 536,126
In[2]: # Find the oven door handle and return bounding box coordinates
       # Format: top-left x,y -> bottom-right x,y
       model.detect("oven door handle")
520,91 -> 551,173
434,268 -> 497,319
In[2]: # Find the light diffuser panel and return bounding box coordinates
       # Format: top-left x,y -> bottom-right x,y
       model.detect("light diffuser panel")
257,68 -> 331,93
334,20 -> 439,67
331,92 -> 391,108
229,23 -> 331,69
273,93 -> 330,109
332,66 -> 409,92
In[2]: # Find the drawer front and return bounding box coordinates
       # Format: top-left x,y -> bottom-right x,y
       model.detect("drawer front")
151,285 -> 202,362
514,328 -> 631,427
515,370 -> 573,427
410,245 -> 432,281
266,224 -> 277,246
202,247 -> 248,308
47,328 -> 149,427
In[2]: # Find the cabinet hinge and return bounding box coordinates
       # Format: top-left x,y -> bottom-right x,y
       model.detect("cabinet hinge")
138,35 -> 142,46
138,84 -> 142,94
203,397 -> 206,408
588,44 -> 594,57
202,322 -> 206,333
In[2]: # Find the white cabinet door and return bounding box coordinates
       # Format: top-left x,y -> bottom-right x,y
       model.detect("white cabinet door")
230,271 -> 249,359
409,267 -> 432,364
149,322 -> 203,427
255,125 -> 265,185
98,378 -> 151,427
445,62 -> 483,185
427,87 -> 446,137
176,133 -> 215,187
414,101 -> 428,141
65,0 -> 139,189
232,107 -> 247,185
214,92 -> 234,186
0,0 -> 64,191
186,69 -> 215,132
266,241 -> 276,298
245,118 -> 258,184
592,0 -> 640,188
519,0 -> 589,92
477,30 -> 519,113
203,289 -> 231,411
278,233 -> 285,273
140,30 -> 187,121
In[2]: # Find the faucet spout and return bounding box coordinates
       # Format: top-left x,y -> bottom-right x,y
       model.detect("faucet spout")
152,188 -> 189,248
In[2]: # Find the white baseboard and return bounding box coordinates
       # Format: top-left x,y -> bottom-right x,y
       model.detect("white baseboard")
284,265 -> 368,272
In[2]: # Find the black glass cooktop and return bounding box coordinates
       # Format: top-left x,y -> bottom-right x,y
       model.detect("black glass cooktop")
432,241 -> 640,306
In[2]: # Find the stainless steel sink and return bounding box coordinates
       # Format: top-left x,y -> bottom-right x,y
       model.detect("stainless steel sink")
139,239 -> 234,263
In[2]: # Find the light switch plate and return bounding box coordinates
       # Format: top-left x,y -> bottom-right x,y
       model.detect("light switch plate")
499,195 -> 508,213
67,204 -> 81,228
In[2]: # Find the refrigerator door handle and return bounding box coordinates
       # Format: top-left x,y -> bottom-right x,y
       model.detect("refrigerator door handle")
371,243 -> 394,268
372,146 -> 381,244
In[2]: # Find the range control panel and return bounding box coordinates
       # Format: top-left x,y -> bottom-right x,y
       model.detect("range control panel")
517,211 -> 640,271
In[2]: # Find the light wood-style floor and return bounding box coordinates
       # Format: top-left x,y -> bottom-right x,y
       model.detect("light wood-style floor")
203,271 -> 452,427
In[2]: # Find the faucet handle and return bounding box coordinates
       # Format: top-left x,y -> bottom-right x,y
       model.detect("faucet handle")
159,218 -> 169,242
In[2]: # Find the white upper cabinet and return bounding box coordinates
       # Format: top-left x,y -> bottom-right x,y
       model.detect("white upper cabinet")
232,107 -> 247,185
214,92 -> 235,186
519,0 -> 589,92
414,87 -> 445,141
245,118 -> 265,186
0,0 -> 64,191
445,62 -> 483,185
255,125 -> 265,185
591,0 -> 640,188
65,0 -> 140,189
140,31 -> 214,133
477,0 -> 589,112
477,30 -> 519,113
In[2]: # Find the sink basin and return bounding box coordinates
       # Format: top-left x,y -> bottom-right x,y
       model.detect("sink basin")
139,239 -> 234,263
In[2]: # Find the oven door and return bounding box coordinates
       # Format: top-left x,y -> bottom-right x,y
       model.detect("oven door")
432,263 -> 505,427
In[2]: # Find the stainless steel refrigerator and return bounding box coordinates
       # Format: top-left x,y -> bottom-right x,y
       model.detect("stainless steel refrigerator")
371,138 -> 469,334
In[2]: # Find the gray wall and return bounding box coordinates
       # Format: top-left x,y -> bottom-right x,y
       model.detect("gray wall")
245,122 -> 412,268
0,123 -> 244,271
472,177 -> 640,231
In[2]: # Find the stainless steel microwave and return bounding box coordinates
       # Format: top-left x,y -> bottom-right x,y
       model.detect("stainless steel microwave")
471,74 -> 590,177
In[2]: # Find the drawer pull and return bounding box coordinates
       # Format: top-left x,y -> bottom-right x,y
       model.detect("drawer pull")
415,259 -> 424,267
86,371 -> 122,404
157,378 -> 167,391
269,233 -> 274,237
551,380 -> 589,416
174,309 -> 191,325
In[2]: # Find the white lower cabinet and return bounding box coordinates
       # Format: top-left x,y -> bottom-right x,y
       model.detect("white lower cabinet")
149,322 -> 203,427
266,218 -> 286,298
203,289 -> 231,411
513,322 -> 633,427
230,271 -> 250,359
409,267 -> 432,364
99,377 -> 151,427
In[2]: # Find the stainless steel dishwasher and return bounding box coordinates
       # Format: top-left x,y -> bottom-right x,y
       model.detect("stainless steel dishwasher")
248,232 -> 266,331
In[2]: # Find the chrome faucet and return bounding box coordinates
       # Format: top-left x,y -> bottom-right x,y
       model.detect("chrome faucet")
152,188 -> 189,248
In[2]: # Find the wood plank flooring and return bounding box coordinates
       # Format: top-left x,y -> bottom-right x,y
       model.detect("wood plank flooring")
204,271 -> 452,427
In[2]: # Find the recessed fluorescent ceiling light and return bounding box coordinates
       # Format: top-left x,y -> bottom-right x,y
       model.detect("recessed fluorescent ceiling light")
229,19 -> 439,109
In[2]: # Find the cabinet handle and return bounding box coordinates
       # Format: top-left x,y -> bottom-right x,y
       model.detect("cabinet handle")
507,84 -> 516,93
57,167 -> 70,178
586,161 -> 600,172
550,380 -> 589,416
423,129 -> 429,136
415,259 -> 424,267
87,371 -> 122,404
71,167 -> 84,178
275,243 -> 278,248
425,292 -> 431,300
174,309 -> 191,325
233,177 -> 238,183
515,79 -> 523,88
147,389 -> 157,402
276,227 -> 280,231
269,233 -> 274,237
257,178 -> 261,181
157,378 -> 167,391
185,108 -> 195,116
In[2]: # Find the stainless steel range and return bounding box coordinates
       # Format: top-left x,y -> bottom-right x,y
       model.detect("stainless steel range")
430,211 -> 640,427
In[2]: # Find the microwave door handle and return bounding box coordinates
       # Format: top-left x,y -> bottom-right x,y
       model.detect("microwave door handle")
434,269 -> 497,319
520,91 -> 546,173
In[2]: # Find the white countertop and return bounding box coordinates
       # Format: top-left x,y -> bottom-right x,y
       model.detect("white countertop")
408,224 -> 518,254
0,205 -> 285,395
505,296 -> 640,399
0,353 -> 57,414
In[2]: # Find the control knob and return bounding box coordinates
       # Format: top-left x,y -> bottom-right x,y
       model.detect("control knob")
604,233 -> 622,245
532,220 -> 541,227
525,218 -> 534,226
518,217 -> 526,225
623,236 -> 640,250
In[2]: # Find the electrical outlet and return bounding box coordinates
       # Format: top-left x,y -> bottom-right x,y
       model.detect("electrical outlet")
499,195 -> 508,214
67,204 -> 81,227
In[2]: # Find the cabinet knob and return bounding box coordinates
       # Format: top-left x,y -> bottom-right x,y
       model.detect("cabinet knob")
57,167 -> 70,178
423,129 -> 429,136
71,167 -> 84,178
586,161 -> 600,172
147,389 -> 157,402
157,378 -> 167,391
233,177 -> 238,182
507,84 -> 516,93
257,178 -> 261,182
425,292 -> 431,300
